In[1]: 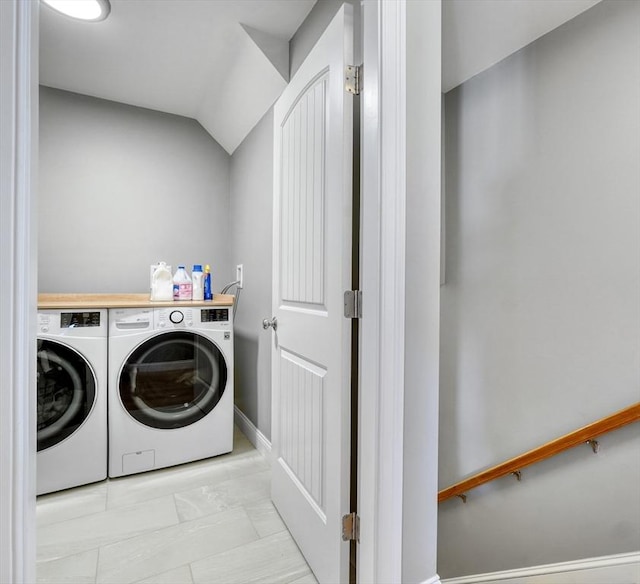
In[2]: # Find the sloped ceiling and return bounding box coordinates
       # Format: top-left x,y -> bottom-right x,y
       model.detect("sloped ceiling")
40,0 -> 605,150
39,0 -> 315,154
443,0 -> 603,92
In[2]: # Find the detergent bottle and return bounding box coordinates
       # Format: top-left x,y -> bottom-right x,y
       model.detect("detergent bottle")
192,265 -> 204,301
150,262 -> 173,301
173,266 -> 192,300
204,265 -> 213,301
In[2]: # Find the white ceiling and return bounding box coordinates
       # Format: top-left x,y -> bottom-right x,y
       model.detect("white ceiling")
443,0 -> 602,92
40,0 -> 604,152
39,0 -> 316,154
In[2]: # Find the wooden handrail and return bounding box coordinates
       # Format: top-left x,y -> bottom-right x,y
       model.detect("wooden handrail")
438,402 -> 640,503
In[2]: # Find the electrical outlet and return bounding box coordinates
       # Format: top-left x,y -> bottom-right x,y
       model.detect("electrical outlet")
236,264 -> 244,288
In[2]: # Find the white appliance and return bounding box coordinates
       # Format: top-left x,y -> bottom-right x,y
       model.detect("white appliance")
108,306 -> 234,477
37,309 -> 108,495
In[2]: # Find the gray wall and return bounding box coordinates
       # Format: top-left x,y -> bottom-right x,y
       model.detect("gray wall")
229,109 -> 274,440
39,87 -> 231,293
439,0 -> 640,578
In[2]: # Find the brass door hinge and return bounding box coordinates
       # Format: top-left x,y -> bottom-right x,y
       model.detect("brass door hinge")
342,512 -> 360,542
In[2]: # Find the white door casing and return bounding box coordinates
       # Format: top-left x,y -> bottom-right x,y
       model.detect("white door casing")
358,0 -> 410,581
0,1 -> 37,582
270,5 -> 354,583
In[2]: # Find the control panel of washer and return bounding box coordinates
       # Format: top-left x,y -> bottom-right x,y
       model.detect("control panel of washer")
201,308 -> 229,323
155,308 -> 194,328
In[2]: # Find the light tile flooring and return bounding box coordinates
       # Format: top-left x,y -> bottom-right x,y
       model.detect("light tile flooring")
37,427 -> 317,584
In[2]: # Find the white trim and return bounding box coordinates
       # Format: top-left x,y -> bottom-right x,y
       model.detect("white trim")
0,1 -> 37,583
402,1 -> 441,582
442,552 -> 640,584
420,575 -> 443,584
234,405 -> 272,460
358,1 -> 407,582
377,0 -> 407,580
357,2 -> 382,581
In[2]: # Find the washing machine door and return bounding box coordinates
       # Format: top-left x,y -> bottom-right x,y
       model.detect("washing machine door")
37,340 -> 96,452
119,331 -> 227,430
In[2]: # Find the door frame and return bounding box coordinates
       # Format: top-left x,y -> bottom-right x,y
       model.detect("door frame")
0,1 -> 38,583
358,0 -> 408,582
1,2 -> 439,583
359,1 -> 442,583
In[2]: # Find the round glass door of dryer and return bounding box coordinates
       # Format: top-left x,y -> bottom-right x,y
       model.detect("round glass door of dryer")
37,340 -> 97,452
118,331 -> 227,430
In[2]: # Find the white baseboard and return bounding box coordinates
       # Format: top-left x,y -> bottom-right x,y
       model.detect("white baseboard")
234,405 -> 272,460
421,575 -> 442,584
442,552 -> 640,584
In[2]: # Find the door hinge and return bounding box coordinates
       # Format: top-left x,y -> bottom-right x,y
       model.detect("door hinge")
345,65 -> 362,95
342,512 -> 360,542
344,290 -> 362,319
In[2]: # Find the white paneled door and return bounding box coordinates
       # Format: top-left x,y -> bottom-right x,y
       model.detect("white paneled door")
269,5 -> 354,583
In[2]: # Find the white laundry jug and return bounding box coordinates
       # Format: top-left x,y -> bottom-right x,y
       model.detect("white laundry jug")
192,264 -> 204,301
173,265 -> 192,300
150,262 -> 173,301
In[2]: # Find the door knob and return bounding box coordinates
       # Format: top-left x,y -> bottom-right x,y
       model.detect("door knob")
262,317 -> 277,331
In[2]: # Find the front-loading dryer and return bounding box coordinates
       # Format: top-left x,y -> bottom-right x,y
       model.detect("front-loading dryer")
37,309 -> 108,495
108,306 -> 234,477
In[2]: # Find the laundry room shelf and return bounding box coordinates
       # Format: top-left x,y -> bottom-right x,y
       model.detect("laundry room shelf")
37,293 -> 235,309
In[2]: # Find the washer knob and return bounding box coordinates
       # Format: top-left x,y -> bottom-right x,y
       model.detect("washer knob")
187,320 -> 193,327
169,310 -> 184,324
41,326 -> 49,333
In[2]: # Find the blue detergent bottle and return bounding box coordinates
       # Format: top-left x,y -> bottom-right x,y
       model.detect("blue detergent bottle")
204,264 -> 212,301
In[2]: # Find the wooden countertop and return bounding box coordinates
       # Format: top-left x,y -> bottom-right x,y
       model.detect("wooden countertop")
38,293 -> 235,309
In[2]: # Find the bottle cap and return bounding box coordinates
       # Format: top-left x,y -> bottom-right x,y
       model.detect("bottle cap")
178,265 -> 185,269
205,264 -> 211,272
193,264 -> 202,271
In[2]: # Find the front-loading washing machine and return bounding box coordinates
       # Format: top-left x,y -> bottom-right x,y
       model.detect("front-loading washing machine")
37,309 -> 108,495
108,305 -> 234,477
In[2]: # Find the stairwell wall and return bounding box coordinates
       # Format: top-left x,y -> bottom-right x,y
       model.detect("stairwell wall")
438,0 -> 640,577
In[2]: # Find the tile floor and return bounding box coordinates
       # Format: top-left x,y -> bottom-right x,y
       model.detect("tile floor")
36,427 -> 317,584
